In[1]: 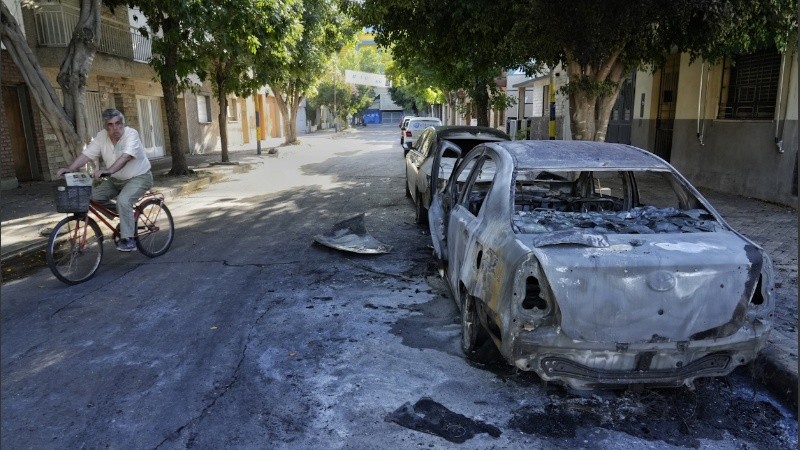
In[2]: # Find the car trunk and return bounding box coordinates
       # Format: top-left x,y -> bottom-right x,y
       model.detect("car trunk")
522,232 -> 762,343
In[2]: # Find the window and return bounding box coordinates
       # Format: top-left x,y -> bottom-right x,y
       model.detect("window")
462,156 -> 497,217
718,48 -> 782,120
227,98 -> 238,122
197,95 -> 212,123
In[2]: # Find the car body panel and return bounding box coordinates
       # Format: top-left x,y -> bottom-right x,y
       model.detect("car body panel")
428,140 -> 775,390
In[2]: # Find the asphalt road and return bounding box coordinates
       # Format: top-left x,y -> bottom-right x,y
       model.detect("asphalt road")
2,126 -> 796,449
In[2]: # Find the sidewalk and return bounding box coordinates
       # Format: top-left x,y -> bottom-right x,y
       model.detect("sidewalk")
1,130 -> 797,408
1,138 -> 284,262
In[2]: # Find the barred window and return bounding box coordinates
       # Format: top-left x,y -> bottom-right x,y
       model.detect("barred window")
718,48 -> 781,120
197,95 -> 212,123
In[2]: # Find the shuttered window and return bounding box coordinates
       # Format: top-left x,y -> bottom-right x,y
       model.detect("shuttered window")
718,48 -> 781,120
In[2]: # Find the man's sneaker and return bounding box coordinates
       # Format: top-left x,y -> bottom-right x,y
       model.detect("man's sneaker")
116,238 -> 136,252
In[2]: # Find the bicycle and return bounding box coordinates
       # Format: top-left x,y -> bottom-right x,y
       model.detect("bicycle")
46,179 -> 175,285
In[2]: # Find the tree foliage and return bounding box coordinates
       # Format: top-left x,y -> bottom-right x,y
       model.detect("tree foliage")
308,49 -> 381,126
120,0 -> 209,174
508,0 -> 798,141
194,0 -> 299,160
355,0 -> 797,139
353,0 -> 534,126
256,0 -> 355,144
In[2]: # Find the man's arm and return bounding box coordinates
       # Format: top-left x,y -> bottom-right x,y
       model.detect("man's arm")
56,154 -> 92,177
97,153 -> 133,178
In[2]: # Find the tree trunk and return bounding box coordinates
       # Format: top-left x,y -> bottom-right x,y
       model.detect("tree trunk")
1,1 -> 84,164
593,63 -> 625,142
447,91 -> 458,125
569,91 -> 597,141
218,93 -> 229,163
162,79 -> 191,175
159,17 -> 191,176
272,85 -> 301,145
471,83 -> 490,127
57,0 -> 100,146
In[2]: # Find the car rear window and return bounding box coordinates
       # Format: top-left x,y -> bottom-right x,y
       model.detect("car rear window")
410,120 -> 441,129
511,170 -> 723,235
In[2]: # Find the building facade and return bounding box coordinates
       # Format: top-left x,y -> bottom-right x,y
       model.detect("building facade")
1,0 -> 289,190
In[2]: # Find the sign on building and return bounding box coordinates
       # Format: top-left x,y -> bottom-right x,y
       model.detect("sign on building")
344,70 -> 390,88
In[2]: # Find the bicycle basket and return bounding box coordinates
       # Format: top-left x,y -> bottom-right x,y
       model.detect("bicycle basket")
53,185 -> 92,213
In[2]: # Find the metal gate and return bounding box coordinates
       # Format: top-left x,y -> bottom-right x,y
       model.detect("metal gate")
654,54 -> 680,161
606,72 -> 635,144
136,96 -> 165,158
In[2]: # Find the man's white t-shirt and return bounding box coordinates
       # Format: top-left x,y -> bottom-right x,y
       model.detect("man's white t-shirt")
83,127 -> 152,180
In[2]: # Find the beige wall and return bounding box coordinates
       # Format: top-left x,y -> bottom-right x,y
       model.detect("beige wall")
651,53 -> 798,206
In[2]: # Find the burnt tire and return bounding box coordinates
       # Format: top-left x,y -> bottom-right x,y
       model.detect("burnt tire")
414,190 -> 428,225
461,294 -> 488,355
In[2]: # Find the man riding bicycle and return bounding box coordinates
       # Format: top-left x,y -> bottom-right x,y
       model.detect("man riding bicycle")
57,108 -> 153,252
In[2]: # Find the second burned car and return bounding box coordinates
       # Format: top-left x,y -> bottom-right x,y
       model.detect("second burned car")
405,125 -> 509,225
427,140 -> 775,390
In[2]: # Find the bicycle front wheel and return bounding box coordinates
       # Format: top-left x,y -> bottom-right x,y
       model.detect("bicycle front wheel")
46,215 -> 103,285
135,199 -> 174,257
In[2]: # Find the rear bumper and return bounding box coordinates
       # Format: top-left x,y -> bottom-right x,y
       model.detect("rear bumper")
510,320 -> 771,390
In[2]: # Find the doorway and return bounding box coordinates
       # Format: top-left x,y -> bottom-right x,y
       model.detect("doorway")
2,85 -> 39,181
654,54 -> 680,161
136,96 -> 165,158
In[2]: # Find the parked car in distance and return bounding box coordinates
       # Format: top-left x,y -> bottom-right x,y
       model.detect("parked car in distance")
403,117 -> 442,153
405,126 -> 510,225
428,140 -> 775,390
399,115 -> 415,146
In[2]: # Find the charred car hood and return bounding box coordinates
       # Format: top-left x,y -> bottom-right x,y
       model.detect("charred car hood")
519,232 -> 764,343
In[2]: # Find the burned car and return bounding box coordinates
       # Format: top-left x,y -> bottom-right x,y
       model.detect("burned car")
405,126 -> 510,224
428,140 -> 774,390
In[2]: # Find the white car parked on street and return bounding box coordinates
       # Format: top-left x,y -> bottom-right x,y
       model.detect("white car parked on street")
403,117 -> 442,153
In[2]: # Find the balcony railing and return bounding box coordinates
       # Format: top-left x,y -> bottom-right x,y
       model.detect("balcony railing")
35,3 -> 152,63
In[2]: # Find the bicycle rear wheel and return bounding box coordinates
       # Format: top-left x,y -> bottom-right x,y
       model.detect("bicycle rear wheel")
46,215 -> 103,285
135,199 -> 174,257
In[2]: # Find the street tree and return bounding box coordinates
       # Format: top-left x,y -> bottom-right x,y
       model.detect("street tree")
256,0 -> 356,145
308,43 -> 398,128
1,0 -> 102,163
354,0 -> 531,127
508,0 -> 799,141
385,62 -> 444,119
121,0 -> 208,175
196,0 -> 298,162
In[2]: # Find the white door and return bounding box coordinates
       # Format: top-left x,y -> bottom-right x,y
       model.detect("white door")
136,96 -> 165,158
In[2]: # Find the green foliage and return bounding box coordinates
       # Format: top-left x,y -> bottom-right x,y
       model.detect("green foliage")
256,0 -> 355,98
354,0 -> 526,124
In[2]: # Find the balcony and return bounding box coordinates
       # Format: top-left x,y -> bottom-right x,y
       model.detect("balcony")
34,3 -> 152,63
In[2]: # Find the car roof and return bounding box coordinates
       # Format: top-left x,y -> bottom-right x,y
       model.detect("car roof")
433,125 -> 510,141
408,117 -> 441,123
487,140 -> 673,171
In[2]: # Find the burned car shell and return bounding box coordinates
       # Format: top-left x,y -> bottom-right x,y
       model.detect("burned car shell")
405,125 -> 510,224
428,140 -> 774,390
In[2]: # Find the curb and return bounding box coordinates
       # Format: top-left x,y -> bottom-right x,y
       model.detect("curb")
752,337 -> 799,410
0,170 -> 227,264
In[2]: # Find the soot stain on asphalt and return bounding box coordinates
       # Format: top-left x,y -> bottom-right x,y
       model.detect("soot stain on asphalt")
509,371 -> 797,448
385,397 -> 501,443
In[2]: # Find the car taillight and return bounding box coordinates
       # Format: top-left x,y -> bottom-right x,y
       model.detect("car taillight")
405,130 -> 412,137
522,276 -> 547,310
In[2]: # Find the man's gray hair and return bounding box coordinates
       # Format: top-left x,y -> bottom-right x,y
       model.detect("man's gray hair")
102,108 -> 125,124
